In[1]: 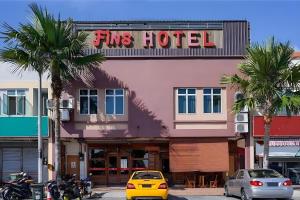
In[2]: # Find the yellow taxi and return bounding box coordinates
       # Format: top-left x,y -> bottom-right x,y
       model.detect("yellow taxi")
126,170 -> 168,200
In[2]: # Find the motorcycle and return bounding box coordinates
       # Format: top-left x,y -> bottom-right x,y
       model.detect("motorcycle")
59,174 -> 81,200
79,173 -> 92,198
1,172 -> 33,200
47,180 -> 60,200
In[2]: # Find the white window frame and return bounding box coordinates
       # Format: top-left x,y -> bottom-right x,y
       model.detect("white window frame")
105,89 -> 125,115
79,89 -> 98,115
177,88 -> 196,114
203,88 -> 222,113
6,89 -> 26,116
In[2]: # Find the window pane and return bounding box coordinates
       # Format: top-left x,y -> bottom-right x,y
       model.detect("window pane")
90,96 -> 98,114
90,160 -> 105,175
188,89 -> 196,94
7,90 -> 15,96
178,96 -> 186,113
17,96 -> 25,115
106,96 -> 114,114
80,90 -> 88,95
80,96 -> 88,114
204,95 -> 211,113
89,90 -> 97,95
120,157 -> 129,174
106,89 -> 114,95
115,96 -> 124,114
17,90 -> 25,95
109,157 -> 117,174
90,149 -> 105,158
204,88 -> 211,94
213,89 -> 221,94
133,160 -> 149,168
115,89 -> 123,95
178,88 -> 186,94
131,150 -> 148,158
8,96 -> 16,115
213,95 -> 221,113
188,96 -> 196,113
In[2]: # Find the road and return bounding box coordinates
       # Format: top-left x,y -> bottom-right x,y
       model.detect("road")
84,189 -> 300,200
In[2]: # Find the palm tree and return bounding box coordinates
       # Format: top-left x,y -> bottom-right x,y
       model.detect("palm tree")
27,3 -> 105,182
221,38 -> 300,168
0,22 -> 47,183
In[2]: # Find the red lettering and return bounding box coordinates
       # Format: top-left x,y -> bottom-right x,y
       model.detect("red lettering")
158,31 -> 169,48
110,32 -> 121,46
203,31 -> 215,47
93,30 -> 106,47
143,31 -> 154,48
188,31 -> 200,47
122,32 -> 132,47
173,31 -> 184,48
105,30 -> 110,46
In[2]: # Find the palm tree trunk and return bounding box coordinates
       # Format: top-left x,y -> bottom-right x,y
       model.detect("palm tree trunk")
263,116 -> 271,169
38,73 -> 43,183
54,95 -> 61,183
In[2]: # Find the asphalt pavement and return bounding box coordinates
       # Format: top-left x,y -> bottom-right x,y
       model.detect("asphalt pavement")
82,189 -> 300,200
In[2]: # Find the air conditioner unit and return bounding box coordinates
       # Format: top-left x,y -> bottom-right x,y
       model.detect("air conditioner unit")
235,122 -> 249,133
60,99 -> 74,109
240,106 -> 249,113
235,113 -> 248,123
46,99 -> 54,109
60,109 -> 70,121
234,92 -> 249,113
46,99 -> 74,109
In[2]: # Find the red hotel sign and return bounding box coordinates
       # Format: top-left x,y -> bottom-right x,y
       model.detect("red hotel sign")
92,30 -> 220,49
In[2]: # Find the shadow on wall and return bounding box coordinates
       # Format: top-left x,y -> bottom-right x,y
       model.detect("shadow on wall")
61,67 -> 170,138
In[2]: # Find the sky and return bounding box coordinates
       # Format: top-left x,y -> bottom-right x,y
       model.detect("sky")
0,0 -> 299,50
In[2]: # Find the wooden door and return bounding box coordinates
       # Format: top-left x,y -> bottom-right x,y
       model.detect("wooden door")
66,155 -> 80,179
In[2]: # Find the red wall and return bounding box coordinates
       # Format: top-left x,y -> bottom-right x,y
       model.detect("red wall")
253,116 -> 300,137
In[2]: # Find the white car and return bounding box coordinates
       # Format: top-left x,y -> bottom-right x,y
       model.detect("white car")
225,169 -> 293,200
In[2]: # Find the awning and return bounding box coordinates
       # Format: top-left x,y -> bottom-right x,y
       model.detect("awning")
169,138 -> 229,172
256,143 -> 300,158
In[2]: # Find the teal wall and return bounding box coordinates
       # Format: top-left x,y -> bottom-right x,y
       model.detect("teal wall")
0,116 -> 48,137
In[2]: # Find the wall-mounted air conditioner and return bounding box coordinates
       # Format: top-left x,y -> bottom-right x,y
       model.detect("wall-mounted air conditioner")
235,113 -> 248,123
46,99 -> 74,109
234,92 -> 249,113
235,122 -> 249,133
60,109 -> 70,121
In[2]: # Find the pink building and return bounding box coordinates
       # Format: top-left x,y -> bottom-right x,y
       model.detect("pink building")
48,20 -> 250,186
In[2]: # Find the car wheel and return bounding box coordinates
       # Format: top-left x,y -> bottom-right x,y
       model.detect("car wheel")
241,189 -> 251,200
224,185 -> 230,197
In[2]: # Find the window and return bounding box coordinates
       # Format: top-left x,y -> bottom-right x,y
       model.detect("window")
105,89 -> 124,115
3,90 -> 26,115
79,89 -> 98,114
131,150 -> 149,170
203,88 -> 221,113
177,88 -> 196,114
237,170 -> 244,179
89,148 -> 105,175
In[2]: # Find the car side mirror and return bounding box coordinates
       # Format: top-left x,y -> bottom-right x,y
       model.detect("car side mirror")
165,178 -> 168,182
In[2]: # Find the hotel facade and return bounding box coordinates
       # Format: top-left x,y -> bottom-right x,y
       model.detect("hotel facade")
45,20 -> 250,186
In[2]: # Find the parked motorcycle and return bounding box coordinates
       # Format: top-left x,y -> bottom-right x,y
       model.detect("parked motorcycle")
47,180 -> 60,200
1,172 -> 33,200
79,173 -> 92,198
59,174 -> 81,200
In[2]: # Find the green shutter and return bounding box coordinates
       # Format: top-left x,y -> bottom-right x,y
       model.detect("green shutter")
3,93 -> 7,115
17,96 -> 25,115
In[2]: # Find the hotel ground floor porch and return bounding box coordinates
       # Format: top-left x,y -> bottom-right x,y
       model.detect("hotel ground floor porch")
47,137 -> 245,187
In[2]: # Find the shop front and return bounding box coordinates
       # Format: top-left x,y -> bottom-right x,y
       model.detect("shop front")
87,143 -> 169,185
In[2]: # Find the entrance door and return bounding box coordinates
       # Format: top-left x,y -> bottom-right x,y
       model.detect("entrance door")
108,155 -> 118,185
66,155 -> 80,179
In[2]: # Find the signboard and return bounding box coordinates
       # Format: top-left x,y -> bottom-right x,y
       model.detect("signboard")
89,30 -> 223,49
269,140 -> 300,147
